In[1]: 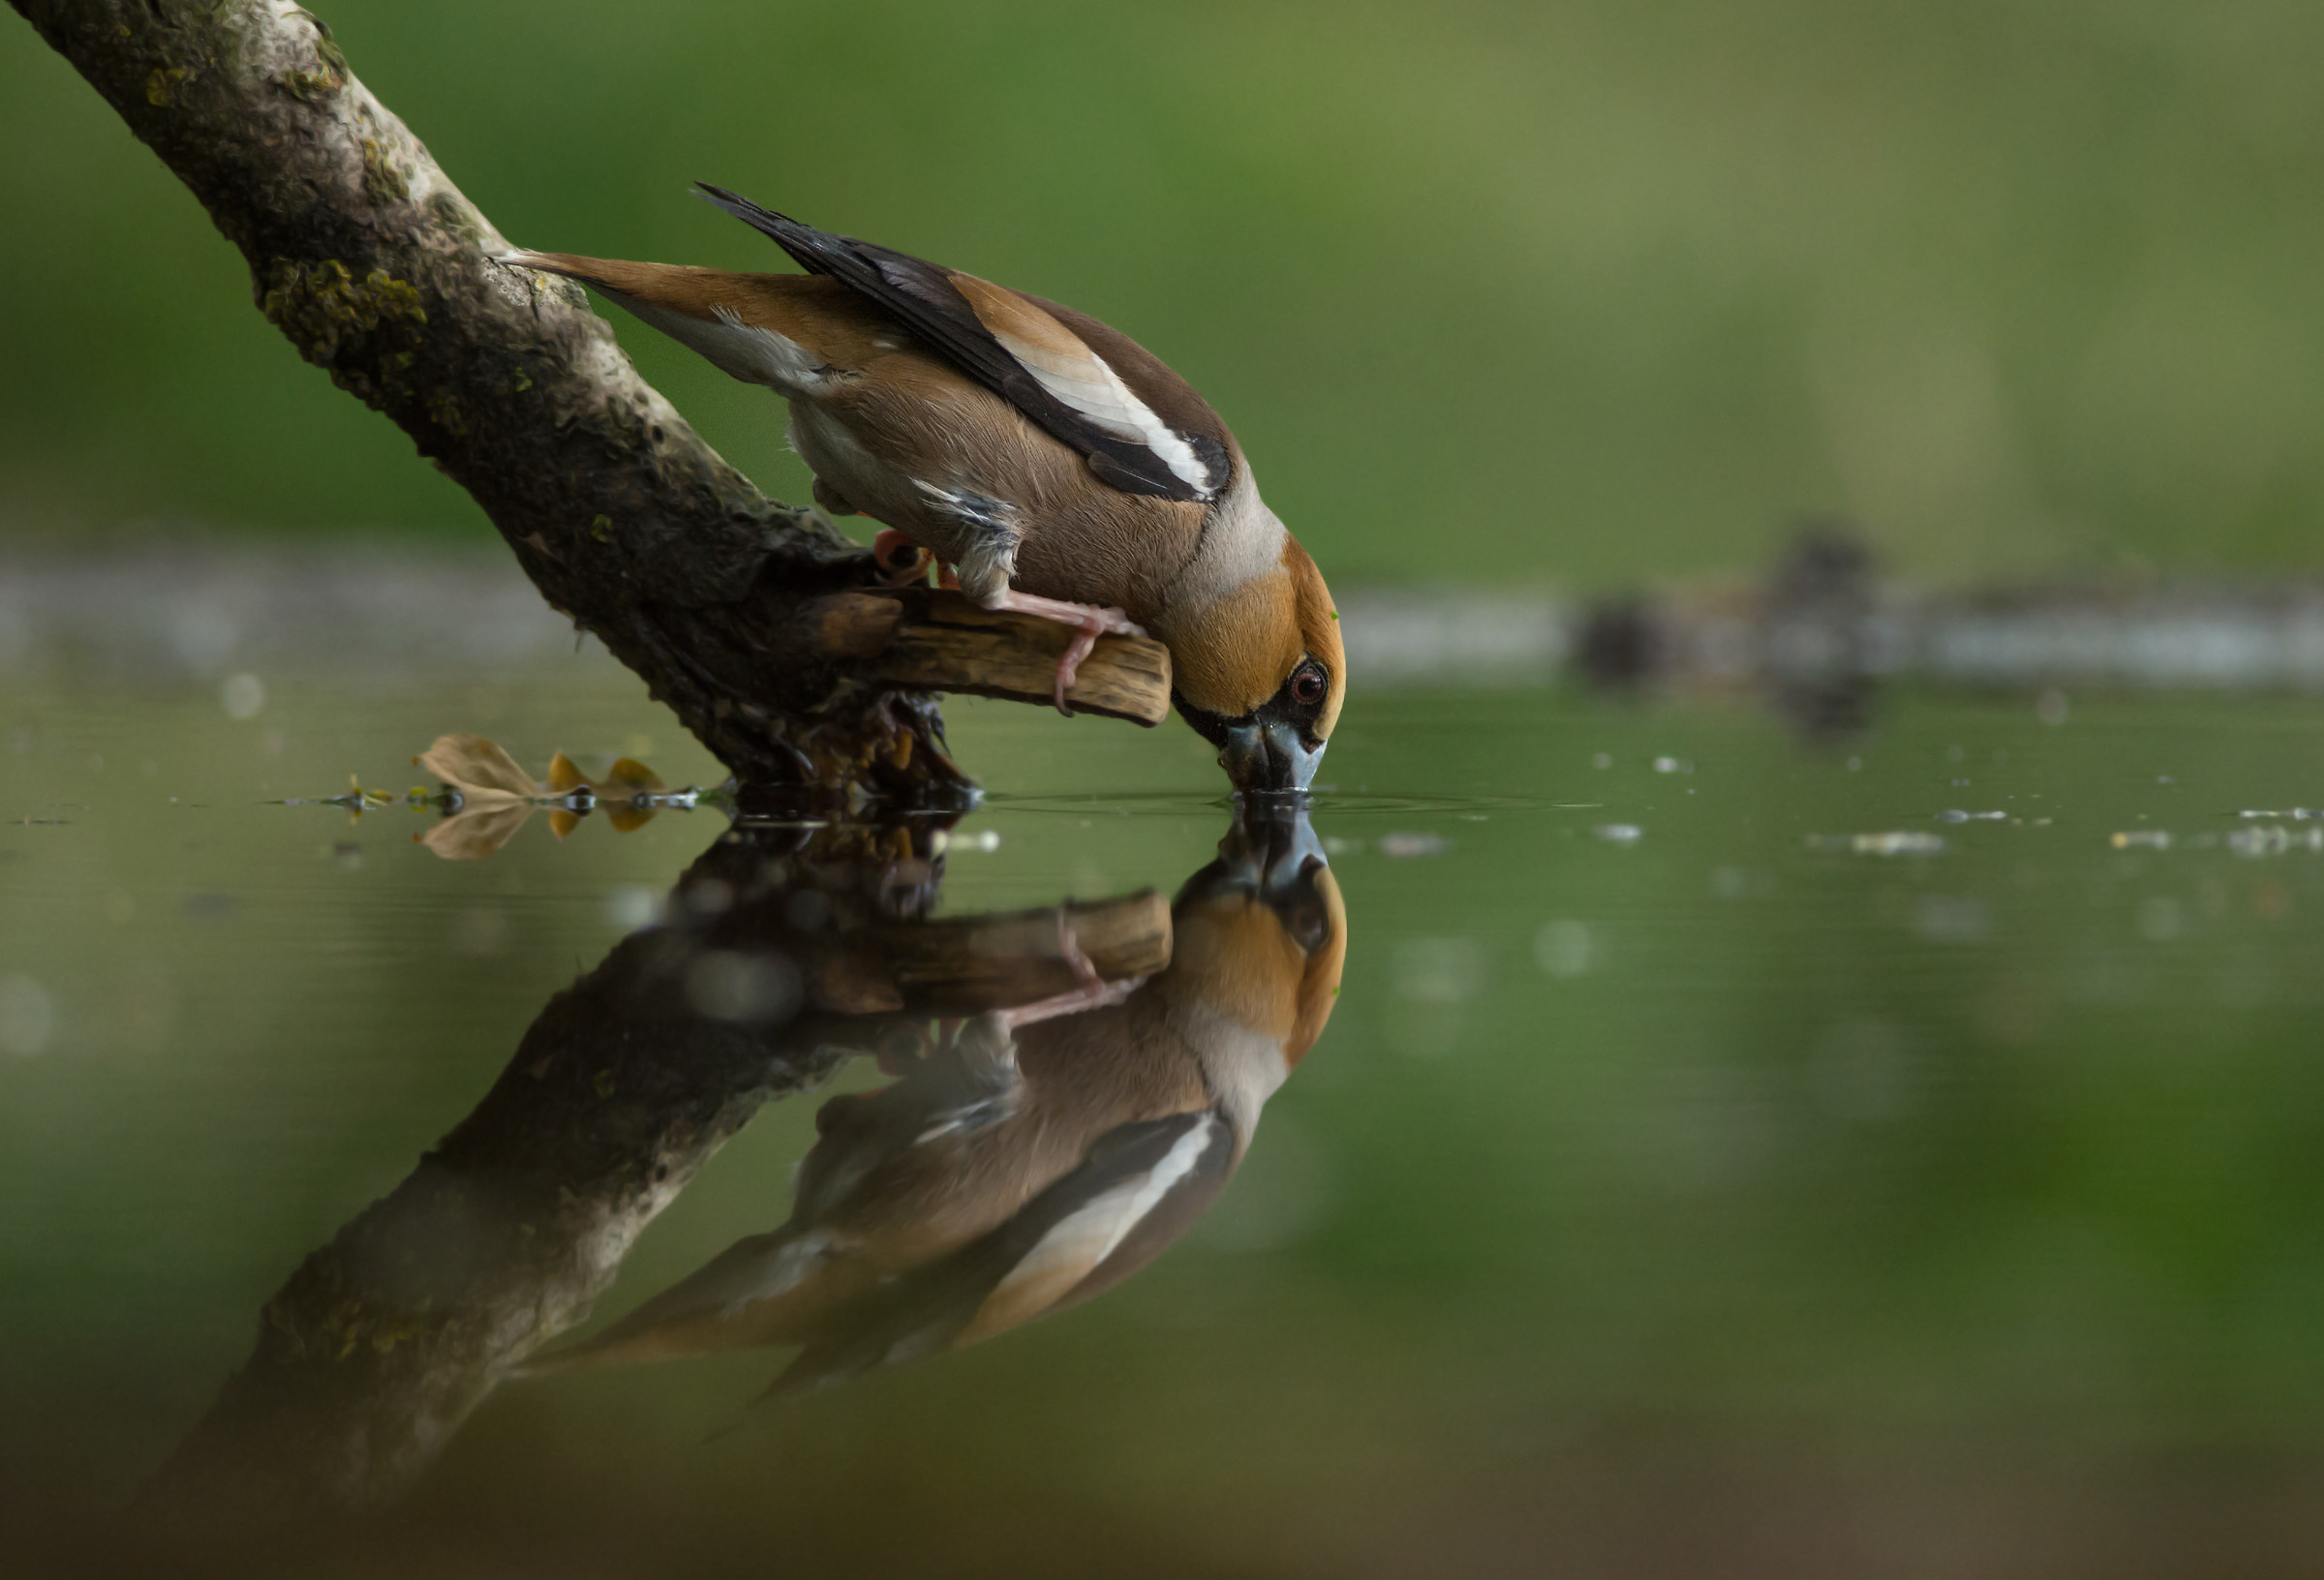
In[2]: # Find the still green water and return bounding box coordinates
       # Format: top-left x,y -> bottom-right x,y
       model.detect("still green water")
7,663 -> 2324,1575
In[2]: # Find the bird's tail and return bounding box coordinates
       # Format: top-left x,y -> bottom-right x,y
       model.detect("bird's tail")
511,1227 -> 817,1379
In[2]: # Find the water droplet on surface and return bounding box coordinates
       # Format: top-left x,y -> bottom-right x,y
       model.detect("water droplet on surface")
220,673 -> 265,720
1379,833 -> 1451,859
1391,937 -> 1486,1015
452,906 -> 509,957
1534,920 -> 1596,979
0,976 -> 53,1056
603,885 -> 661,932
1913,896 -> 1992,943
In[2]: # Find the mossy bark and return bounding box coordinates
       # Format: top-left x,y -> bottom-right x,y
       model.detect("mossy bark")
9,0 -> 963,796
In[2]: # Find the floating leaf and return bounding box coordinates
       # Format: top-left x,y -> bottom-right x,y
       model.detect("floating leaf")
415,734 -> 542,803
412,733 -> 678,856
601,757 -> 665,792
544,750 -> 588,795
596,756 -> 666,833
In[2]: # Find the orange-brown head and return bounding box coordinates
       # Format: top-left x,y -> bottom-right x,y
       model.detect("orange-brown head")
1170,802 -> 1348,1072
1167,533 -> 1344,795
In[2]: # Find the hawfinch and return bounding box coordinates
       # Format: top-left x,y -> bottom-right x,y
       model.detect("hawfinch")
531,806 -> 1344,1400
500,186 -> 1344,794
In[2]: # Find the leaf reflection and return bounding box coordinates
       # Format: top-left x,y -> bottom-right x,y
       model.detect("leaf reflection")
411,733 -> 692,858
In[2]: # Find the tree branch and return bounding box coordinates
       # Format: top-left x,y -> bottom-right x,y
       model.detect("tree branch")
9,0 -> 1173,793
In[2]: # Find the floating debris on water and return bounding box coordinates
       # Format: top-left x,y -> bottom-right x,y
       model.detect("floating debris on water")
275,736 -> 709,859
1808,832 -> 1945,856
1592,824 -> 1644,845
1937,809 -> 2008,824
1534,920 -> 1596,979
1379,833 -> 1452,858
2227,825 -> 2324,858
1652,756 -> 1693,775
929,829 -> 1002,854
2239,808 -> 2324,820
280,774 -> 414,812
0,974 -> 54,1057
2109,831 -> 2172,850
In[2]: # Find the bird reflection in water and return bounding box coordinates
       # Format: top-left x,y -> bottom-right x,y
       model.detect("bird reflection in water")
148,801 -> 1344,1515
535,804 -> 1345,1404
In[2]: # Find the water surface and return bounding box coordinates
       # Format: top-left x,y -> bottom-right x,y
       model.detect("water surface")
8,654 -> 2324,1576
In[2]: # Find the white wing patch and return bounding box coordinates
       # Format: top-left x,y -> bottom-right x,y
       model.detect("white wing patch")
984,1120 -> 1217,1310
988,328 -> 1215,498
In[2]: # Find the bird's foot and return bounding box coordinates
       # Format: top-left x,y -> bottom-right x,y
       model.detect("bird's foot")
995,916 -> 1145,1030
978,590 -> 1147,715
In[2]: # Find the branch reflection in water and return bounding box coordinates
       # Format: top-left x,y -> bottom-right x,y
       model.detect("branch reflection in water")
145,800 -> 1345,1517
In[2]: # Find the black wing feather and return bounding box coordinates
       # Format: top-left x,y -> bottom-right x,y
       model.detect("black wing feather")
693,183 -> 1203,501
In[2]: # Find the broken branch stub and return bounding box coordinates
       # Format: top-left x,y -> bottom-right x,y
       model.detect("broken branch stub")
9,0 -> 1174,794
814,591 -> 1173,726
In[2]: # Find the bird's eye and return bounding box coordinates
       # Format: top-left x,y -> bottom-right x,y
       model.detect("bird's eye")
1290,664 -> 1328,707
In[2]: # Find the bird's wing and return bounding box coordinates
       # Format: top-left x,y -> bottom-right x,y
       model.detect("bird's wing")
754,1109 -> 1237,1402
694,184 -> 1232,503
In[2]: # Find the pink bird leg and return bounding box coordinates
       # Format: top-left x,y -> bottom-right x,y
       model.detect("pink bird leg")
996,915 -> 1147,1030
981,589 -> 1147,714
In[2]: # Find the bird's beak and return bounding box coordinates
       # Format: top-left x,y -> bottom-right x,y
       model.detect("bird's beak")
1221,718 -> 1324,796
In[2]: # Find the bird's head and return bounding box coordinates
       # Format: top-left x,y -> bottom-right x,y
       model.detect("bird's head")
1172,802 -> 1347,1067
1170,534 -> 1344,796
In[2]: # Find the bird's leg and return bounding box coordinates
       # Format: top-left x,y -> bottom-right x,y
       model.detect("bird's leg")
994,915 -> 1145,1031
979,590 -> 1147,715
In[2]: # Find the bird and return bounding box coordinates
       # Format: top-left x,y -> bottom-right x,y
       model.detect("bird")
496,185 -> 1344,794
522,805 -> 1345,1403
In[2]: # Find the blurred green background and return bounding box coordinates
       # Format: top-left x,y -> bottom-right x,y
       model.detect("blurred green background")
9,0 -> 2324,585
